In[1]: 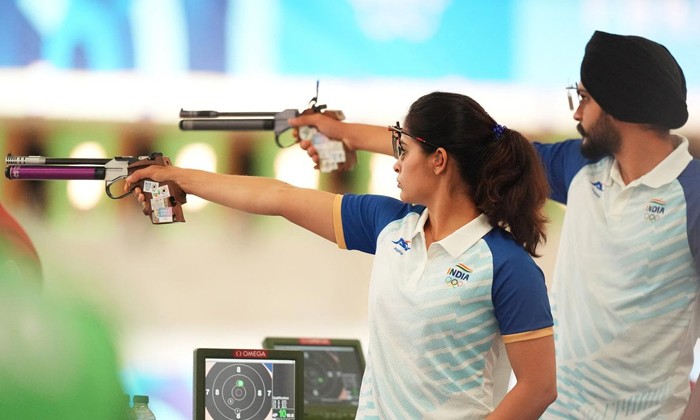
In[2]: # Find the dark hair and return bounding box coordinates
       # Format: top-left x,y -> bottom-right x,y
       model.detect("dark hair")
404,92 -> 549,257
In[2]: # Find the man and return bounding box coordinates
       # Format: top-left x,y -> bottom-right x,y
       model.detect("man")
290,31 -> 700,419
530,31 -> 699,420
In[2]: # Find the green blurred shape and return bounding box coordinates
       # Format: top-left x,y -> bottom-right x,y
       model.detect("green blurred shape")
350,150 -> 372,194
0,201 -> 42,289
250,132 -> 279,179
0,284 -> 126,420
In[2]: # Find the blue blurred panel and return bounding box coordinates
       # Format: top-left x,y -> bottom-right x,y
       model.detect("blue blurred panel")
511,0 -> 583,85
512,0 -> 700,87
129,0 -> 189,73
277,0 -> 515,80
3,0 -> 698,86
183,0 -> 227,72
0,1 -> 41,66
38,0 -> 134,70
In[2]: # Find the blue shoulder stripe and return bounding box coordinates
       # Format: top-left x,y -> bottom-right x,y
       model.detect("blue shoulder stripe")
485,229 -> 553,336
678,159 -> 700,272
533,139 -> 602,204
340,194 -> 424,255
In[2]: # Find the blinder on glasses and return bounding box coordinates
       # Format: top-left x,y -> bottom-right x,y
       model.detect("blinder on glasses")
566,82 -> 583,111
387,121 -> 442,159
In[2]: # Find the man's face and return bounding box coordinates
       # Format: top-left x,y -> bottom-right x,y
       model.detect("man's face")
574,83 -> 622,160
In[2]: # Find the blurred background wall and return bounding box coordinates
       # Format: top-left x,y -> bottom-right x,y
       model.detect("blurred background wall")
1,1 -> 699,418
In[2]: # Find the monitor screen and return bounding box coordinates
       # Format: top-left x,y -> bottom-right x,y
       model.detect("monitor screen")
262,338 -> 365,408
194,349 -> 303,420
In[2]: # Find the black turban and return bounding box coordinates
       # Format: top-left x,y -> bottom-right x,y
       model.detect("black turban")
580,30 -> 688,129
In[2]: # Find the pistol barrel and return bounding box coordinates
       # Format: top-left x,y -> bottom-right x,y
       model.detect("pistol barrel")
179,119 -> 275,131
179,109 -> 278,118
5,166 -> 106,180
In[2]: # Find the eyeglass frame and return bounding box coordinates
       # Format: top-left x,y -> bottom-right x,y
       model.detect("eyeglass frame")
566,82 -> 589,111
387,121 -> 443,160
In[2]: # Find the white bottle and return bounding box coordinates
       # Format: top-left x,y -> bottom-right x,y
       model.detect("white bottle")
131,395 -> 156,420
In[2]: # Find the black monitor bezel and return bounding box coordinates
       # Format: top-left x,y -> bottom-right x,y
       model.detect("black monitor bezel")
194,348 -> 305,420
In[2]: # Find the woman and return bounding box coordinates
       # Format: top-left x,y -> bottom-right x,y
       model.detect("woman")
127,92 -> 556,419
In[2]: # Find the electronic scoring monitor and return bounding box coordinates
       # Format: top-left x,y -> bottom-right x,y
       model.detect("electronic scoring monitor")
262,338 -> 366,420
194,348 -> 304,420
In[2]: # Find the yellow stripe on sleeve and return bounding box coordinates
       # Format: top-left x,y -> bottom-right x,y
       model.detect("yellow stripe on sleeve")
333,195 -> 347,249
502,326 -> 554,344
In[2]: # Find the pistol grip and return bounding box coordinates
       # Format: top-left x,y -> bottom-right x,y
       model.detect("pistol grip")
129,156 -> 187,224
305,108 -> 354,172
138,180 -> 187,224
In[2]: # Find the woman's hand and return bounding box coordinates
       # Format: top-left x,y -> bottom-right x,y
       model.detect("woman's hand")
125,165 -> 179,209
289,113 -> 357,170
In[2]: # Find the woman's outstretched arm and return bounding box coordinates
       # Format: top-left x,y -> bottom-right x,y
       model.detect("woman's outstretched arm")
127,166 -> 338,242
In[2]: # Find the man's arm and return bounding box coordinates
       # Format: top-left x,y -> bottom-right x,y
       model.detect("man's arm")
127,166 -> 338,242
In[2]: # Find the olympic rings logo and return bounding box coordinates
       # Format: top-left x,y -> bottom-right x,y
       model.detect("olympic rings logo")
643,213 -> 662,222
445,276 -> 464,288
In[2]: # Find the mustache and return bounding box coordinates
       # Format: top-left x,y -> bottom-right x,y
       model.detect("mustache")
577,123 -> 586,137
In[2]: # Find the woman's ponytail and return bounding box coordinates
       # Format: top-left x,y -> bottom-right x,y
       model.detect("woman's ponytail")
405,92 -> 550,257
475,127 -> 549,257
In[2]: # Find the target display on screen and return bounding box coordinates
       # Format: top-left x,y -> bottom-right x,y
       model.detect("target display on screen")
263,338 -> 365,420
194,349 -> 304,420
299,347 -> 361,405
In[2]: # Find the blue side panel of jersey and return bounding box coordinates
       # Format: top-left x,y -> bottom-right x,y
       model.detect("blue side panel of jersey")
485,229 -> 553,335
341,194 -> 425,255
678,159 -> 700,273
533,139 -> 600,204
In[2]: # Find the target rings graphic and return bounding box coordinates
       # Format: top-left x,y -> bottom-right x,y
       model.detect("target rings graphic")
305,351 -> 344,400
206,362 -> 272,420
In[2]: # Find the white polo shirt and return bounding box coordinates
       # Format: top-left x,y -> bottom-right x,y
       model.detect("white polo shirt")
535,136 -> 700,420
333,194 -> 553,420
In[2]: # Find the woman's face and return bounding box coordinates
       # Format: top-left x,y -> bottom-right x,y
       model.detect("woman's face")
392,129 -> 436,204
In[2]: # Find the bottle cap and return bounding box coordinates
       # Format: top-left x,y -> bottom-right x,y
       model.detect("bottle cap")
133,395 -> 149,403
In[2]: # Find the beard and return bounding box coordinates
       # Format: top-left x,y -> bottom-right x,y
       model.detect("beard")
578,114 -> 622,160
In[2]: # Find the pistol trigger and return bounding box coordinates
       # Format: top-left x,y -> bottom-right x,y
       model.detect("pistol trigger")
105,176 -> 131,199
